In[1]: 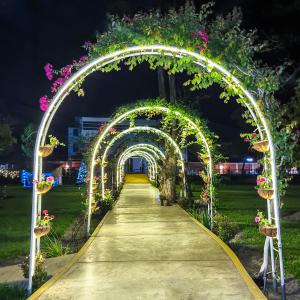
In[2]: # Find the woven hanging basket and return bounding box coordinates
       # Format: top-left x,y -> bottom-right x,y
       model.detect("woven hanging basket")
252,140 -> 269,153
259,225 -> 277,238
38,145 -> 54,157
34,225 -> 51,238
257,188 -> 274,200
36,183 -> 52,195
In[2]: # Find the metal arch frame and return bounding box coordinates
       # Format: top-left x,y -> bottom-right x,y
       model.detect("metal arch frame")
90,105 -> 214,231
99,126 -> 186,201
29,45 -> 285,297
116,144 -> 165,187
119,150 -> 158,181
117,148 -> 162,184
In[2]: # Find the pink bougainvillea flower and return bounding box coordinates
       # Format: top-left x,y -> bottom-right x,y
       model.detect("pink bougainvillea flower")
32,179 -> 38,184
51,215 -> 55,220
79,56 -> 88,63
109,127 -> 117,133
39,96 -> 49,111
199,30 -> 208,44
47,176 -> 54,182
44,63 -> 53,80
42,209 -> 48,215
61,65 -> 72,78
255,216 -> 260,223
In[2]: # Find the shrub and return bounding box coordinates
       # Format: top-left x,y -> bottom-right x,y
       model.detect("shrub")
0,283 -> 27,300
213,214 -> 239,243
20,253 -> 47,291
42,231 -> 70,257
177,197 -> 193,209
188,208 -> 210,228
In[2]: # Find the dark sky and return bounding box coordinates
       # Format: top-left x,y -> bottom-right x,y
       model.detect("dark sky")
1,0 -> 299,163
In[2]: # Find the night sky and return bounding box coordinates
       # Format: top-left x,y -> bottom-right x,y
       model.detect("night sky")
1,0 -> 300,164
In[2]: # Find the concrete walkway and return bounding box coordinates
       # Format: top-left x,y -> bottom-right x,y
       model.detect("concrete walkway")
32,178 -> 264,299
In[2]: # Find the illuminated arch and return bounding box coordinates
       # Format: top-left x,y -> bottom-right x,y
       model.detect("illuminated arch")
119,150 -> 158,181
98,126 -> 186,201
116,143 -> 166,187
88,105 -> 214,235
29,45 -> 284,293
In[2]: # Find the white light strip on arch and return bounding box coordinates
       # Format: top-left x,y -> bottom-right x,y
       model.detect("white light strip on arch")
118,147 -> 162,183
29,45 -> 284,294
119,151 -> 158,181
116,144 -> 165,187
98,126 -> 186,202
87,105 -> 213,223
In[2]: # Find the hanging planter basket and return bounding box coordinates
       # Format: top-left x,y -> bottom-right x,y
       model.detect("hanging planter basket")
38,145 -> 54,157
257,188 -> 274,200
201,175 -> 210,183
252,140 -> 269,153
34,225 -> 51,238
259,225 -> 277,238
36,183 -> 52,195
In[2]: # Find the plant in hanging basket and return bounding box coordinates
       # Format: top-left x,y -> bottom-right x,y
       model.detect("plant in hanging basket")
255,210 -> 277,238
200,189 -> 210,205
241,132 -> 269,152
198,170 -> 209,183
38,135 -> 65,157
252,140 -> 269,153
256,175 -> 273,200
34,176 -> 55,194
34,210 -> 55,238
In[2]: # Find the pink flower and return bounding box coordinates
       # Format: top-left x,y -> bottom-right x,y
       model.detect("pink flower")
42,209 -> 48,215
255,216 -> 260,223
192,31 -> 197,38
32,179 -> 38,184
199,30 -> 208,44
39,96 -> 49,111
44,63 -> 53,80
47,176 -> 54,182
50,215 -> 55,220
61,65 -> 72,78
79,56 -> 87,63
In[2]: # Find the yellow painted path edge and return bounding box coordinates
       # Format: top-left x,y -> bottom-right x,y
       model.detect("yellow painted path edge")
181,207 -> 267,300
27,209 -> 113,300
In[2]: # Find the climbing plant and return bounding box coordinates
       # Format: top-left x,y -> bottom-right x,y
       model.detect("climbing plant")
38,2 -> 296,198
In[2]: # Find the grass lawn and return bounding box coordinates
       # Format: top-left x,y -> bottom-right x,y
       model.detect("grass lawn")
0,185 -> 83,263
191,183 -> 300,281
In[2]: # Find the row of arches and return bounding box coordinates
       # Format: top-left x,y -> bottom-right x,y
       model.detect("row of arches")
29,45 -> 284,296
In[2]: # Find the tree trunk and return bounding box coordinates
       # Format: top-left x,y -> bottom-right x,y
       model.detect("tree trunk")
157,71 -> 178,205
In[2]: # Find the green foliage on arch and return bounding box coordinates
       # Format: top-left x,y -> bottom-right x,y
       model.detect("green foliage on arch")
42,1 -> 297,198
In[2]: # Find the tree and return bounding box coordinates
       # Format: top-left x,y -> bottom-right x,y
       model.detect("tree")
0,123 -> 16,155
77,161 -> 87,184
21,123 -> 37,159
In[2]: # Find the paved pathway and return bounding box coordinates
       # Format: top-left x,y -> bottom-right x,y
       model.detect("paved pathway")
32,175 -> 265,299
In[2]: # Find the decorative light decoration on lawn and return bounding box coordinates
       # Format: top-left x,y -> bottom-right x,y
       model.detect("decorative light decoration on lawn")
29,45 -> 285,295
0,168 -> 19,180
76,161 -> 87,184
